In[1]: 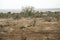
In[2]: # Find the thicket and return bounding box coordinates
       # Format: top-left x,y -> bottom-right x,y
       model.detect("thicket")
0,6 -> 60,21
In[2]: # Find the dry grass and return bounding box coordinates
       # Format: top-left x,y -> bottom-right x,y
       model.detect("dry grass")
0,18 -> 60,40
